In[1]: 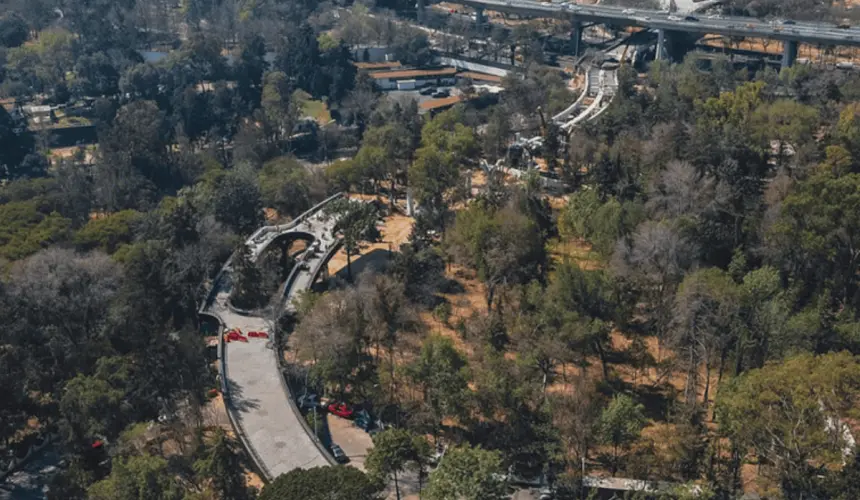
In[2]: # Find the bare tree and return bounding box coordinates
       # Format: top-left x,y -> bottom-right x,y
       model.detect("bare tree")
358,273 -> 421,397
612,221 -> 698,346
646,160 -> 717,220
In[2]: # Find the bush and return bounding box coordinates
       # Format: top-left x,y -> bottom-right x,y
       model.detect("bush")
433,302 -> 452,326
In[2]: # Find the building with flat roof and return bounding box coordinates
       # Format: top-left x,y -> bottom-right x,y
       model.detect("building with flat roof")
369,67 -> 458,90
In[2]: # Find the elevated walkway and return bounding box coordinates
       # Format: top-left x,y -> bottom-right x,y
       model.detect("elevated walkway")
201,194 -> 345,480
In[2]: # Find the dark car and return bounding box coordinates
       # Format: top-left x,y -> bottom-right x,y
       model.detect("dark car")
331,444 -> 349,463
327,402 -> 354,419
781,19 -> 796,25
419,86 -> 436,96
684,15 -> 699,22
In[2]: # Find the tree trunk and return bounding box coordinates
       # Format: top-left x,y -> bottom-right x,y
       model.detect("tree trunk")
703,360 -> 712,407
394,469 -> 401,500
346,248 -> 353,281
594,340 -> 609,381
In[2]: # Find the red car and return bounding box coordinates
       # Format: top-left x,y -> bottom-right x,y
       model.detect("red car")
327,402 -> 354,419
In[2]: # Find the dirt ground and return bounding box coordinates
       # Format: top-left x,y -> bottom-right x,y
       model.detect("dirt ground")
327,211 -> 415,278
327,414 -> 373,471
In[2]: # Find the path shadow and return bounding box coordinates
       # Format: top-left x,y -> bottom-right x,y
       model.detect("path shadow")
225,378 -> 261,413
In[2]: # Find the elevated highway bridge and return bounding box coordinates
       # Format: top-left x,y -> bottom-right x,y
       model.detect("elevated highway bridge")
440,0 -> 860,66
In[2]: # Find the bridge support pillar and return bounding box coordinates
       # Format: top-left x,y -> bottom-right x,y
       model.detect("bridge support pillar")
571,21 -> 583,56
417,0 -> 425,22
474,7 -> 485,28
782,40 -> 799,69
656,28 -> 666,61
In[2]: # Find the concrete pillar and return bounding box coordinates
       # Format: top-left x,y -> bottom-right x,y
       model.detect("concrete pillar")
474,7 -> 485,27
782,40 -> 799,69
571,21 -> 583,56
406,188 -> 415,216
656,28 -> 666,61
416,0 -> 425,23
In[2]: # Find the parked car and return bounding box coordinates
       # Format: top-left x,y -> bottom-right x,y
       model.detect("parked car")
297,393 -> 319,410
432,89 -> 450,98
331,444 -> 349,463
327,402 -> 354,419
419,86 -> 436,96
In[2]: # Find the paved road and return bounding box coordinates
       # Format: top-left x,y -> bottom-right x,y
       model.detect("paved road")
203,196 -> 343,480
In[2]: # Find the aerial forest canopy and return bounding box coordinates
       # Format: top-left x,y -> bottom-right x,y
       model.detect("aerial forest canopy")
2,0 -> 860,499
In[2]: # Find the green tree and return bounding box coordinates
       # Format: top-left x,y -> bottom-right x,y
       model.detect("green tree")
751,99 -> 819,169
423,444 -> 507,500
0,104 -> 35,179
716,352 -> 860,497
671,268 -> 741,404
258,466 -> 382,500
259,156 -> 311,218
837,102 -> 860,164
406,335 -> 470,438
0,15 -> 28,47
60,374 -> 124,443
261,71 -> 299,149
74,210 -> 140,253
598,394 -> 647,475
192,428 -> 252,499
446,203 -> 545,310
87,454 -> 184,500
230,243 -> 267,310
770,172 -> 860,304
483,106 -> 512,162
366,429 -> 429,500
323,198 -> 380,281
213,167 -> 263,235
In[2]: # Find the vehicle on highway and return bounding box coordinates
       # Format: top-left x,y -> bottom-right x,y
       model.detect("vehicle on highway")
432,89 -> 450,98
622,8 -> 635,14
667,15 -> 681,21
684,15 -> 699,22
643,16 -> 651,20
419,86 -> 436,96
331,444 -> 349,463
327,402 -> 354,419
838,21 -> 852,29
781,19 -> 796,25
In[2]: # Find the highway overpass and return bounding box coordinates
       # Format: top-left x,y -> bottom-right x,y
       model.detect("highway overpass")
448,0 -> 860,66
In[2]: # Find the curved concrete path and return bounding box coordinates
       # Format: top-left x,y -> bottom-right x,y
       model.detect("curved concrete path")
202,195 -> 343,480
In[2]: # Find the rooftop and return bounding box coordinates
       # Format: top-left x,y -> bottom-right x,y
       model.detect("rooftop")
369,67 -> 458,80
457,71 -> 503,83
354,61 -> 402,69
420,95 -> 463,111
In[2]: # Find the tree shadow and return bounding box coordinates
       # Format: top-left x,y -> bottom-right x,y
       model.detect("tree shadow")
600,378 -> 677,423
225,378 -> 261,413
335,248 -> 393,279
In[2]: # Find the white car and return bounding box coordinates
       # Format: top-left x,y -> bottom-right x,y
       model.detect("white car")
622,8 -> 635,14
667,15 -> 681,21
